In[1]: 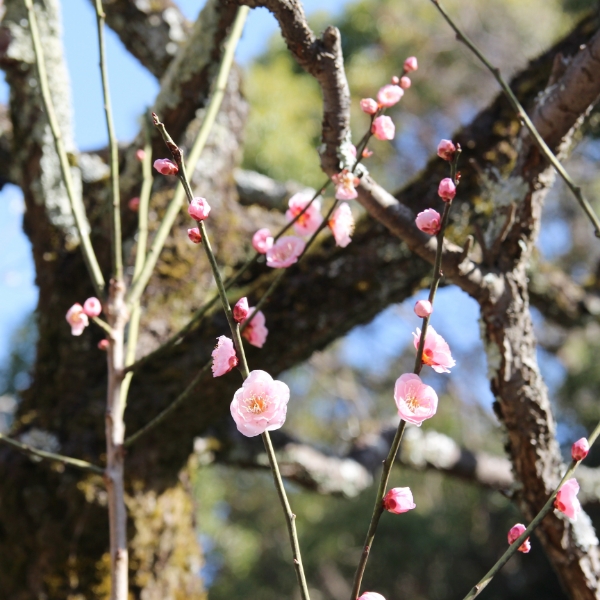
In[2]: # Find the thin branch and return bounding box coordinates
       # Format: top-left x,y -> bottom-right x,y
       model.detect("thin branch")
0,432 -> 104,474
24,0 -> 105,295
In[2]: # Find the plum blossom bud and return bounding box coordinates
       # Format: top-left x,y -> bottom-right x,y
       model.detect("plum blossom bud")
128,197 -> 140,212
136,149 -> 146,162
187,228 -> 202,244
230,370 -> 289,436
286,192 -> 322,236
266,236 -> 305,268
404,56 -> 418,72
252,228 -> 274,254
362,148 -> 373,158
359,593 -> 386,600
242,308 -> 268,348
394,373 -> 438,425
188,197 -> 211,221
371,115 -> 395,141
383,487 -> 416,514
66,303 -> 89,336
233,297 -> 250,323
507,523 -> 531,553
413,326 -> 456,373
98,339 -> 109,351
360,98 -> 378,115
437,139 -> 456,161
399,76 -> 411,89
332,170 -> 359,200
153,158 -> 178,175
414,299 -> 433,318
438,178 -> 456,202
328,203 -> 355,248
415,209 -> 441,235
377,84 -> 404,108
83,297 -> 102,317
391,76 -> 400,85
555,478 -> 581,520
212,336 -> 238,377
572,438 -> 590,461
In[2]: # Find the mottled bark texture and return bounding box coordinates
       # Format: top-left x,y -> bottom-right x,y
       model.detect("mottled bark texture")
1,0 -> 600,598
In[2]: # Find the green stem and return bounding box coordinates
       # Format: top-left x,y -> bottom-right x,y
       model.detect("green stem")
24,0 -> 105,296
430,0 -> 600,238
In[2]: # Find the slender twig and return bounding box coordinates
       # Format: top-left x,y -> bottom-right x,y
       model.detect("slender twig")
94,0 -> 123,281
351,149 -> 461,600
125,6 -> 250,310
0,432 -> 104,474
23,0 -> 105,295
463,416 -> 600,600
430,0 -> 600,238
91,316 -> 112,335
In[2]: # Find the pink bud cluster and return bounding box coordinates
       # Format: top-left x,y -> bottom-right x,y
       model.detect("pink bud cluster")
507,523 -> 531,553
65,297 -> 102,336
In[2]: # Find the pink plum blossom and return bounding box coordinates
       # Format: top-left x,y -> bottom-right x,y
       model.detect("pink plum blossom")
266,236 -> 305,268
555,478 -> 581,520
507,523 -> 531,553
66,303 -> 89,336
252,228 -> 274,254
437,139 -> 456,161
414,299 -> 433,318
230,370 -> 289,436
212,336 -> 239,377
358,593 -> 386,600
371,115 -> 395,141
383,487 -> 416,514
360,98 -> 378,115
332,169 -> 360,200
404,56 -> 418,72
153,158 -> 178,175
362,148 -> 373,158
83,297 -> 102,318
188,197 -> 211,221
399,76 -> 411,89
438,178 -> 456,202
233,297 -> 250,323
128,197 -> 140,212
242,308 -> 268,348
286,192 -> 323,236
413,326 -> 456,373
97,339 -> 109,351
328,203 -> 355,248
188,228 -> 202,244
572,438 -> 590,461
394,373 -> 438,425
377,84 -> 404,107
136,149 -> 146,162
415,209 -> 441,235
391,75 -> 400,85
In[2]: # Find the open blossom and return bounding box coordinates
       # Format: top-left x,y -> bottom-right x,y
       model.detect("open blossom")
572,438 -> 590,461
212,336 -> 238,377
507,523 -> 531,553
359,593 -> 386,600
414,299 -> 433,318
399,76 -> 411,89
188,228 -> 202,244
233,297 -> 250,323
360,98 -> 378,115
128,197 -> 140,212
371,115 -> 395,141
242,308 -> 268,348
66,303 -> 89,336
377,84 -> 404,107
328,203 -> 355,248
383,487 -> 416,514
555,478 -> 581,520
404,56 -> 418,72
188,197 -> 211,221
332,169 -> 359,200
286,192 -> 323,236
252,228 -> 274,254
415,208 -> 441,235
394,373 -> 438,425
266,236 -> 305,268
83,297 -> 102,318
413,326 -> 456,373
438,178 -> 456,202
437,139 -> 456,161
153,158 -> 178,175
230,370 -> 289,437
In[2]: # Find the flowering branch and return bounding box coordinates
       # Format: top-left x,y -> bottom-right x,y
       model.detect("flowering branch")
24,0 -> 105,296
430,0 -> 600,237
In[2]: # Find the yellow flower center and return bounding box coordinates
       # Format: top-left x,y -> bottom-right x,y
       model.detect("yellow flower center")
246,393 -> 269,414
405,392 -> 420,413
